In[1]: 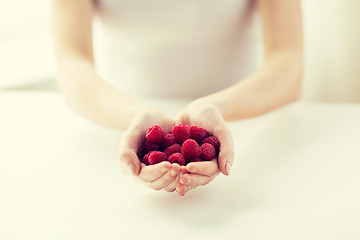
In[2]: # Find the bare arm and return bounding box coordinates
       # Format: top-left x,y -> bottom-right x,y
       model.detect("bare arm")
174,0 -> 303,192
197,0 -> 303,121
52,0 -> 148,130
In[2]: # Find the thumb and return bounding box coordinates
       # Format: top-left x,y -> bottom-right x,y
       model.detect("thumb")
213,124 -> 234,176
119,149 -> 141,176
175,109 -> 190,125
119,127 -> 143,177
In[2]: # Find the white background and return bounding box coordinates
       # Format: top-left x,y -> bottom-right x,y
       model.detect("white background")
1,1 -> 360,238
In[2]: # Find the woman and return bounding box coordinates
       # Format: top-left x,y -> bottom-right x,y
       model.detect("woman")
52,0 -> 303,196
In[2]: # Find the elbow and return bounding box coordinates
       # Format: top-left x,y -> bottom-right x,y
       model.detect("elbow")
267,49 -> 303,106
61,89 -> 79,112
287,54 -> 303,104
288,79 -> 302,103
55,60 -> 94,113
56,76 -> 84,114
60,89 -> 80,116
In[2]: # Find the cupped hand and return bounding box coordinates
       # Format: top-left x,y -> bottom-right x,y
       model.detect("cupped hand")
175,101 -> 234,195
176,159 -> 220,196
118,109 -> 181,192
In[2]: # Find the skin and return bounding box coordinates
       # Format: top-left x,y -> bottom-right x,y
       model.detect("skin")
118,110 -> 182,192
52,0 -> 303,195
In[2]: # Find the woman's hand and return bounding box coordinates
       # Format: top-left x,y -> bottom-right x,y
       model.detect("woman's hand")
176,159 -> 220,196
119,109 -> 181,192
175,101 -> 234,195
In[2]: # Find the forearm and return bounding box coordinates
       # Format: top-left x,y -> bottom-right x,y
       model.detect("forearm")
57,57 -> 149,130
52,0 -> 150,130
197,0 -> 303,122
199,52 -> 302,121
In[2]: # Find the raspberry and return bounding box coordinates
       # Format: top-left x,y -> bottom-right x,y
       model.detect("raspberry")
145,125 -> 165,144
148,151 -> 167,165
181,139 -> 201,160
142,124 -> 221,166
190,126 -> 209,143
201,136 -> 220,153
137,142 -> 145,159
201,143 -> 216,160
186,157 -> 203,165
162,133 -> 176,149
142,152 -> 151,165
172,124 -> 190,144
164,143 -> 181,157
168,153 -> 186,166
144,140 -> 161,153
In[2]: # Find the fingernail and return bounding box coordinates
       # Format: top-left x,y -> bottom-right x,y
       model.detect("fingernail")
187,179 -> 192,184
170,170 -> 178,176
161,167 -> 170,173
225,162 -> 232,175
190,168 -> 197,173
128,163 -> 136,176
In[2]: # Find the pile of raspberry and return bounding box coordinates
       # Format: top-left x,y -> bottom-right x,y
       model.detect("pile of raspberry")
138,124 -> 220,166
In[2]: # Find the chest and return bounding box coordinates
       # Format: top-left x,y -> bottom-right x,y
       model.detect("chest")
98,0 -> 254,31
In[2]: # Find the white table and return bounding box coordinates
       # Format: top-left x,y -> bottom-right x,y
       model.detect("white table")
1,91 -> 360,240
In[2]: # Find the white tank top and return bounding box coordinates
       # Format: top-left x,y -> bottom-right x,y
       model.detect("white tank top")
94,0 -> 262,98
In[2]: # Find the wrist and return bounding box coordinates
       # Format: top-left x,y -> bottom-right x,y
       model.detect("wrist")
133,107 -> 162,119
58,54 -> 94,73
131,107 -> 168,124
190,98 -> 227,119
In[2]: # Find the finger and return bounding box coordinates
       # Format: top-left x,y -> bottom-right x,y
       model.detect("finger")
160,117 -> 176,132
179,173 -> 214,187
150,163 -> 181,191
183,185 -> 197,195
119,129 -> 143,176
180,165 -> 188,173
173,165 -> 188,193
162,167 -> 183,192
119,149 -> 142,176
185,159 -> 220,177
175,109 -> 190,125
176,182 -> 186,196
163,164 -> 183,192
137,161 -> 172,182
213,124 -> 234,176
162,173 -> 179,192
176,182 -> 196,196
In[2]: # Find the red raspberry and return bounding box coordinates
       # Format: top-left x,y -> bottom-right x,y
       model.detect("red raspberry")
142,152 -> 151,165
190,126 -> 209,143
168,153 -> 186,166
181,139 -> 201,160
162,133 -> 176,149
201,143 -> 216,160
137,142 -> 146,158
145,125 -> 166,144
201,136 -> 220,153
164,143 -> 181,157
172,124 -> 190,144
148,151 -> 167,165
188,157 -> 203,164
144,140 -> 161,153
